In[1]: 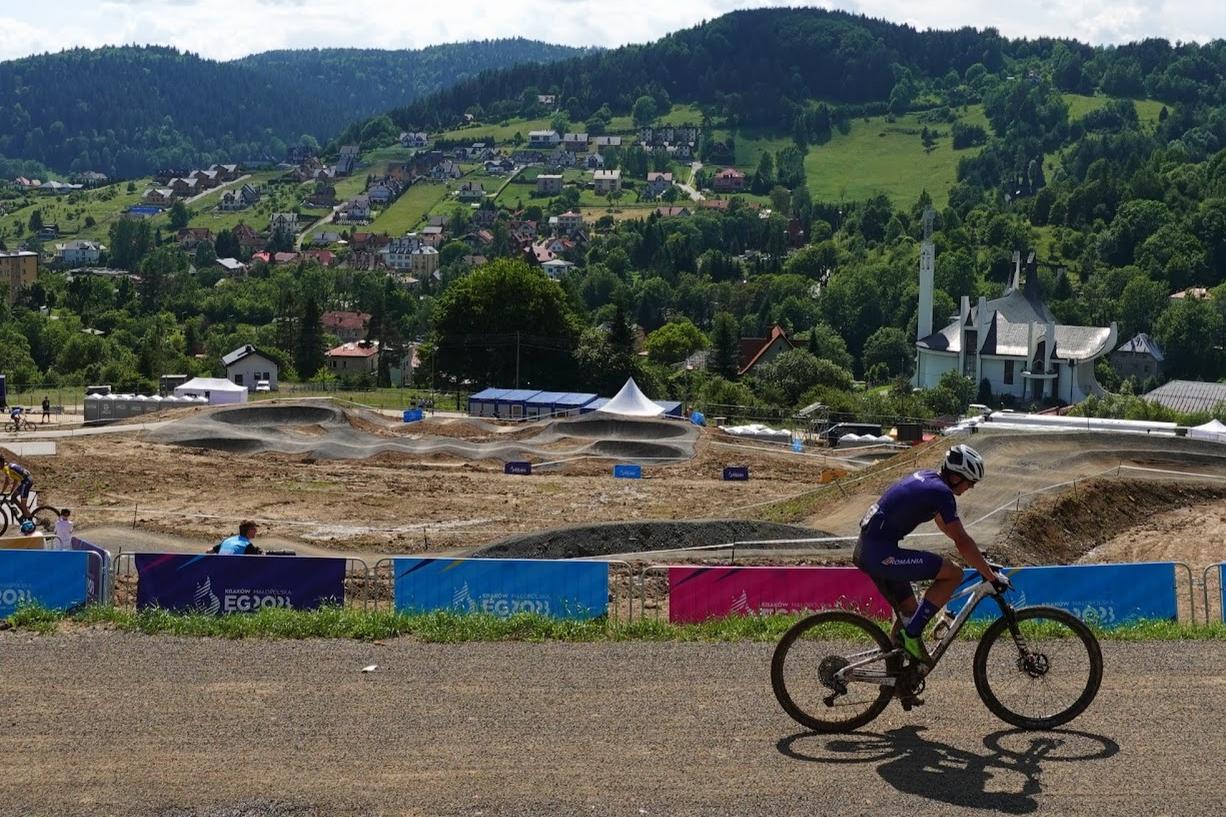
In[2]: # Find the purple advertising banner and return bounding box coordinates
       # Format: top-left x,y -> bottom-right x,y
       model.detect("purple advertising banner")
70,537 -> 109,603
134,553 -> 346,614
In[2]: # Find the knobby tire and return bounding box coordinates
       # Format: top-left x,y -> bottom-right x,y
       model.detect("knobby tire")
972,605 -> 1103,730
771,610 -> 895,733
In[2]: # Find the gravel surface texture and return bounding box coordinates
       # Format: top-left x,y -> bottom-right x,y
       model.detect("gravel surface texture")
0,633 -> 1220,816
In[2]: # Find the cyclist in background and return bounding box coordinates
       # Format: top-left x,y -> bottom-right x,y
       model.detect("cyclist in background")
0,455 -> 35,521
854,444 -> 1002,666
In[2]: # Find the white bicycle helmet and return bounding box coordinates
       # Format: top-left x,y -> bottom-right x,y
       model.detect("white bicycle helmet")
943,443 -> 985,483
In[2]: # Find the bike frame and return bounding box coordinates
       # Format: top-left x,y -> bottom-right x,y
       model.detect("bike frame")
838,570 -> 1018,688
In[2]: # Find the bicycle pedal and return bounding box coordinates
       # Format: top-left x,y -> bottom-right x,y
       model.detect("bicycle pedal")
899,696 -> 924,711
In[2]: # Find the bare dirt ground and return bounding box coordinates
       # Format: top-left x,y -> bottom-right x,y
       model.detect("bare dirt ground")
0,632 -> 1222,817
8,416 -> 831,554
14,408 -> 1226,576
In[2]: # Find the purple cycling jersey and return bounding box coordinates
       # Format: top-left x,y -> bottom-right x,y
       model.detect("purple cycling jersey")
860,470 -> 959,543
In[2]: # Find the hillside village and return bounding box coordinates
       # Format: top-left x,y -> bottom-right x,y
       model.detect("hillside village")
3,9 -> 1226,432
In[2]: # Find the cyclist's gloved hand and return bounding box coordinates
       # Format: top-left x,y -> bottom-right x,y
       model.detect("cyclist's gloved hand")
991,573 -> 1012,594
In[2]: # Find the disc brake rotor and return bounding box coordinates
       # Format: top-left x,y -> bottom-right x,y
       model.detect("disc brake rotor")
1017,651 -> 1050,678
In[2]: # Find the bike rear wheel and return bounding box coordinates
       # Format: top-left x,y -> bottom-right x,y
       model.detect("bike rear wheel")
771,610 -> 895,733
973,605 -> 1103,730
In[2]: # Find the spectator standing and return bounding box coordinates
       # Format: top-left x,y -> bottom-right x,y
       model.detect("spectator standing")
41,396 -> 51,424
53,508 -> 74,551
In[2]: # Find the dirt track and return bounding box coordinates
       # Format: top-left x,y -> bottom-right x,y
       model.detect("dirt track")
0,632 -> 1222,816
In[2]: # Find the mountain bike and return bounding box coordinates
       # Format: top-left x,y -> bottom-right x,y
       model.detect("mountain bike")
771,566 -> 1103,732
4,413 -> 35,432
0,492 -> 59,537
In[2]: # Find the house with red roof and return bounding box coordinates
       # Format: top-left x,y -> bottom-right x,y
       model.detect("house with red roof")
738,324 -> 795,376
322,311 -> 371,343
712,167 -> 747,193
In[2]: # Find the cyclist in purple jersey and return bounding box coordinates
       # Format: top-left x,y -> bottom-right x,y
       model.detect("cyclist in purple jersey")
853,444 -> 1001,666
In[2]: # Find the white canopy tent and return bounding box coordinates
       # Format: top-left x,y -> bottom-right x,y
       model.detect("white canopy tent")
174,377 -> 248,405
596,378 -> 664,417
1188,419 -> 1226,443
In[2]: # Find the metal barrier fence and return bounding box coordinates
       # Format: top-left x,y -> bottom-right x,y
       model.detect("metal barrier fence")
1202,563 -> 1224,625
0,547 -> 104,614
1,545 -> 1211,626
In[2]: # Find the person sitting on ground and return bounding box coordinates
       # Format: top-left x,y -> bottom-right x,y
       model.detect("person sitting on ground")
54,508 -> 74,551
0,455 -> 35,521
41,396 -> 51,424
212,520 -> 262,555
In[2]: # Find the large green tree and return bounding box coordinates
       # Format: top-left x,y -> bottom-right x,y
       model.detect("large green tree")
644,319 -> 708,364
709,311 -> 741,379
432,259 -> 580,388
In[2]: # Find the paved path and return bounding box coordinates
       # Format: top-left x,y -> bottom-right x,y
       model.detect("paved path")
676,159 -> 705,201
184,173 -> 251,205
0,636 -> 1219,816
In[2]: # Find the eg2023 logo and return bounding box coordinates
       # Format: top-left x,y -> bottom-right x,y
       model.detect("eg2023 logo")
194,577 -> 293,614
452,581 -> 551,615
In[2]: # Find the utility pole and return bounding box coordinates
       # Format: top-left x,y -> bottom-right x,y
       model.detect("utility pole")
515,331 -> 521,389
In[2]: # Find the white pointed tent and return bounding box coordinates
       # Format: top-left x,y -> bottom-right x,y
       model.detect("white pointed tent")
1189,419 -> 1226,443
597,378 -> 664,417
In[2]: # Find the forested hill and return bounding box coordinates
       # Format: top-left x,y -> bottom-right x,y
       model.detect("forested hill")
385,6 -> 1224,132
0,40 -> 584,178
235,40 -> 590,122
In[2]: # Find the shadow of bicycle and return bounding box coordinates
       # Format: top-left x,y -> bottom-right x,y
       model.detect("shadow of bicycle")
777,725 -> 1120,814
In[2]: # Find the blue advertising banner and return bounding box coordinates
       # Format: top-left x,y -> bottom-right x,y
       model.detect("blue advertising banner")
0,549 -> 91,616
723,466 -> 750,481
393,557 -> 609,620
949,562 -> 1177,624
504,461 -> 532,476
613,464 -> 642,479
134,553 -> 346,614
402,408 -> 424,423
70,537 -> 109,603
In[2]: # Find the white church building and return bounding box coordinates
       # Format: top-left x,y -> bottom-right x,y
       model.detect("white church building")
915,242 -> 1117,405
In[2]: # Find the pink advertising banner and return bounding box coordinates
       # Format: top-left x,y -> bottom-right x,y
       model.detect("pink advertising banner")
668,566 -> 892,623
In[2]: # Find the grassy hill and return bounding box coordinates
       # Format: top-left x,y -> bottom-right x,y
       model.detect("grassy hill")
0,41 -> 585,178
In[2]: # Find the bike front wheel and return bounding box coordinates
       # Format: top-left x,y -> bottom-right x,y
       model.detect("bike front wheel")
973,605 -> 1103,730
3,421 -> 16,433
771,610 -> 896,733
28,505 -> 61,536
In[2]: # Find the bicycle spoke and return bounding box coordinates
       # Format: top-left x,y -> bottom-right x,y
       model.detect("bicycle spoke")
772,612 -> 895,732
977,609 -> 1101,728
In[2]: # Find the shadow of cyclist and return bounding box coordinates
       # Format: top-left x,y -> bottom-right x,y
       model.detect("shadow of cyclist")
777,725 -> 1119,814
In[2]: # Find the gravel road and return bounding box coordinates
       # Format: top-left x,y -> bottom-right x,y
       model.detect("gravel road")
0,633 -> 1220,816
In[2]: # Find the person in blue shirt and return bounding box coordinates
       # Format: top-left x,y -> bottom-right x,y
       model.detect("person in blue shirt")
214,521 -> 262,555
854,444 -> 1003,666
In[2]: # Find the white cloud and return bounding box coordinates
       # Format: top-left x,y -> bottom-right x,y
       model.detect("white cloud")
2,1 -> 1224,62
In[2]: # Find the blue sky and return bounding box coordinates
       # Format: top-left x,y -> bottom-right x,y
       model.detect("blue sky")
1,1 -> 1222,61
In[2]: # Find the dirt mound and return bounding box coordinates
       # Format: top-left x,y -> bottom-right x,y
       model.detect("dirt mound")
784,430 -> 1226,546
212,404 -> 341,426
549,415 -> 692,440
146,399 -> 699,464
993,477 -> 1226,565
474,519 -> 835,560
